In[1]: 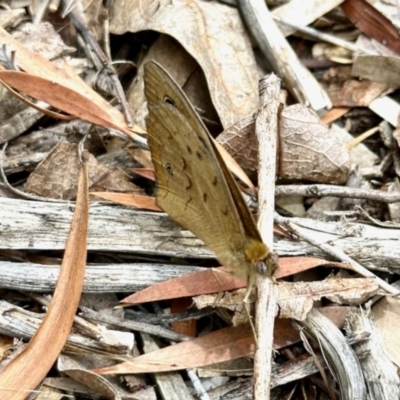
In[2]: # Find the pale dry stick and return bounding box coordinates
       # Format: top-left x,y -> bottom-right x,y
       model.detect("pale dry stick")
253,74 -> 281,399
61,0 -> 134,129
272,16 -> 377,55
347,126 -> 380,149
275,184 -> 400,203
274,213 -> 400,296
237,0 -> 331,111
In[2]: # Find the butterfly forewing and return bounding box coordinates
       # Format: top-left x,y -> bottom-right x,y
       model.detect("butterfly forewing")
144,62 -> 246,266
144,62 -> 209,137
145,61 -> 264,244
209,137 -> 263,243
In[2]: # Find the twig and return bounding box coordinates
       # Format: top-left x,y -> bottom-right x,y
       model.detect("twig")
61,0 -> 133,127
253,74 -> 280,399
32,0 -> 51,25
80,307 -> 190,343
274,213 -> 400,296
272,15 -> 376,55
275,184 -> 400,203
237,0 -> 330,110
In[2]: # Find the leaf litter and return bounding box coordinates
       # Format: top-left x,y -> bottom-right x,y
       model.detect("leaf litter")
0,1 -> 399,399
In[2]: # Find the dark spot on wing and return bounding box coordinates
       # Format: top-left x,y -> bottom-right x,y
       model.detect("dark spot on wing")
221,206 -> 228,216
203,193 -> 208,202
165,163 -> 173,176
182,157 -> 187,170
212,176 -> 218,186
196,151 -> 203,160
186,145 -> 192,155
163,95 -> 175,107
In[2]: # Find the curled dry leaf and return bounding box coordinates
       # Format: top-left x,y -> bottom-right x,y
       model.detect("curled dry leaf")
216,114 -> 259,181
218,105 -> 350,184
279,104 -> 350,184
323,66 -> 393,107
109,0 -> 259,127
25,141 -> 142,200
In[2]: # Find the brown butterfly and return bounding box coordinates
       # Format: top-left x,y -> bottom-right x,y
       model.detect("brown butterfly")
144,61 -> 278,301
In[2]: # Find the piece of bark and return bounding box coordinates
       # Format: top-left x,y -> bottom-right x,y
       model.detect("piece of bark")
299,308 -> 367,400
1,198 -> 400,273
345,308 -> 400,399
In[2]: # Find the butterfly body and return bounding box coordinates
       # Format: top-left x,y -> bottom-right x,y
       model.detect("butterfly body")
144,61 -> 278,300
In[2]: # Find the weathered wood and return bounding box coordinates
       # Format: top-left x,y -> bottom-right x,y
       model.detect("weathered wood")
0,198 -> 209,257
0,261 -> 203,292
0,198 -> 399,272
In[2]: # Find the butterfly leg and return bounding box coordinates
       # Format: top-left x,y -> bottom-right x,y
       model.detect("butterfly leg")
210,267 -> 234,305
243,276 -> 258,344
212,268 -> 259,343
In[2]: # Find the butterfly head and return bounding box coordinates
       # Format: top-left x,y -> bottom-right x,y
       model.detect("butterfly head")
244,238 -> 279,278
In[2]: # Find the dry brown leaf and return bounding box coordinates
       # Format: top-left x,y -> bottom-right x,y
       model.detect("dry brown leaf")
120,257 -> 346,305
91,192 -> 161,212
324,67 -> 392,107
279,104 -> 350,184
57,355 -> 121,399
110,0 -> 258,128
216,114 -> 258,180
0,161 -> 89,399
93,307 -> 348,375
218,107 -> 350,184
130,168 -> 155,181
320,107 -> 350,124
341,0 -> 400,55
120,266 -> 244,306
329,79 -> 392,107
25,141 -> 141,200
0,70 -> 144,140
92,319 -> 296,375
0,27 -> 145,139
170,298 -> 197,337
